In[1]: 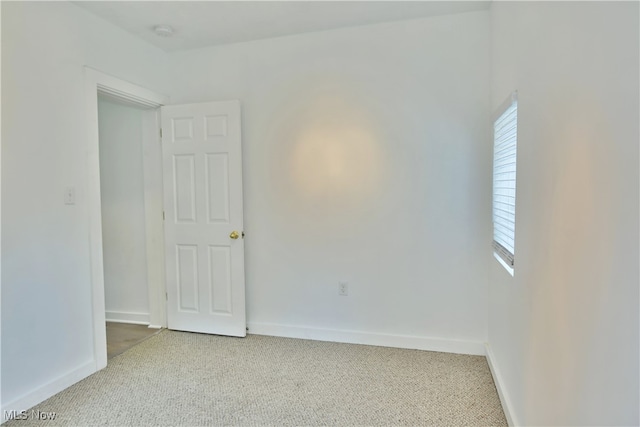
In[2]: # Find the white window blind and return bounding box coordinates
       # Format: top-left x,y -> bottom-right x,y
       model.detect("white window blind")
492,93 -> 518,268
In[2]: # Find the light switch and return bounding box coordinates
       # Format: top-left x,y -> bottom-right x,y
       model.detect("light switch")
64,187 -> 76,205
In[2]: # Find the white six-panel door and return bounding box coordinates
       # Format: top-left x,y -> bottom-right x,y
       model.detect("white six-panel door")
161,101 -> 245,337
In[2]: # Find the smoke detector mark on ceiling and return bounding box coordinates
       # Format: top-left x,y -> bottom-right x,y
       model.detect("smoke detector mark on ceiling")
153,25 -> 174,37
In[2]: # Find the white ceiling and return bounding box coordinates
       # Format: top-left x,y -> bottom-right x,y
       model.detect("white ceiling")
74,1 -> 491,52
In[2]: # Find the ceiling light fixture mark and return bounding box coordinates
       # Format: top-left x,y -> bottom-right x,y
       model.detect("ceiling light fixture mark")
154,24 -> 174,37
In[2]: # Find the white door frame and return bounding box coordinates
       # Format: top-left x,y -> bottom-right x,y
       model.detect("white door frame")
84,67 -> 169,371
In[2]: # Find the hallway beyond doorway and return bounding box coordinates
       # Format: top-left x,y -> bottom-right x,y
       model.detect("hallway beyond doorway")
106,322 -> 161,359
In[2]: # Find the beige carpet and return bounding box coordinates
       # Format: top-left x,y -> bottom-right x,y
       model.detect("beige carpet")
7,330 -> 507,426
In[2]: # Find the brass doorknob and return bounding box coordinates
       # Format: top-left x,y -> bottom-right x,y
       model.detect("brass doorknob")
229,231 -> 239,240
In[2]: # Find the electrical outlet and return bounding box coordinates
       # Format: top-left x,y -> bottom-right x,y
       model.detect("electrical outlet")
339,281 -> 349,296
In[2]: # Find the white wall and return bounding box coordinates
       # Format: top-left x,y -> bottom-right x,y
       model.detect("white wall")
98,97 -> 150,324
488,2 -> 639,426
1,1 -> 168,412
168,11 -> 492,351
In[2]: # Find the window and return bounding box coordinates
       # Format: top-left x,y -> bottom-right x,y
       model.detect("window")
492,92 -> 518,273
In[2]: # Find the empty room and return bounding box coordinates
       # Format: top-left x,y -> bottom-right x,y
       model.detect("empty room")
1,1 -> 638,426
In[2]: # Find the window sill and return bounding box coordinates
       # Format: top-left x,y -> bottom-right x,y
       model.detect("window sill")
493,252 -> 514,277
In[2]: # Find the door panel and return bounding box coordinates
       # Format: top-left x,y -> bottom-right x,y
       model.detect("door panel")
174,155 -> 197,223
162,100 -> 245,337
208,245 -> 232,314
206,154 -> 230,223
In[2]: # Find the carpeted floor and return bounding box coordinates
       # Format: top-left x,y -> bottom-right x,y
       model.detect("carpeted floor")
7,330 -> 507,426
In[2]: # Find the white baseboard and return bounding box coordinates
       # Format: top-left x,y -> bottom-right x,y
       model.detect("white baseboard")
247,322 -> 485,355
1,360 -> 95,423
485,343 -> 517,426
105,311 -> 150,325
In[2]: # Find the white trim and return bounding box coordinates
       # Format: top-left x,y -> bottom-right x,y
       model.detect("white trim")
492,90 -> 518,122
85,67 -> 169,373
105,311 -> 150,325
247,322 -> 485,356
87,67 -> 167,109
0,360 -> 94,421
142,109 -> 167,329
485,343 -> 518,427
493,252 -> 514,276
85,68 -> 108,372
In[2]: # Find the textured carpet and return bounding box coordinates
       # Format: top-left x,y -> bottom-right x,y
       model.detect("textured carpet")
7,331 -> 507,426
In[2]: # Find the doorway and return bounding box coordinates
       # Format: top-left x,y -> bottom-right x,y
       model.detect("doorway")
97,95 -> 163,358
85,68 -> 168,371
86,68 -> 247,372
98,95 -> 150,326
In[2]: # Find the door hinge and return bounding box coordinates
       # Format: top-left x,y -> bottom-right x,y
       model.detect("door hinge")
160,128 -> 163,138
166,292 -> 168,301
163,211 -> 165,220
